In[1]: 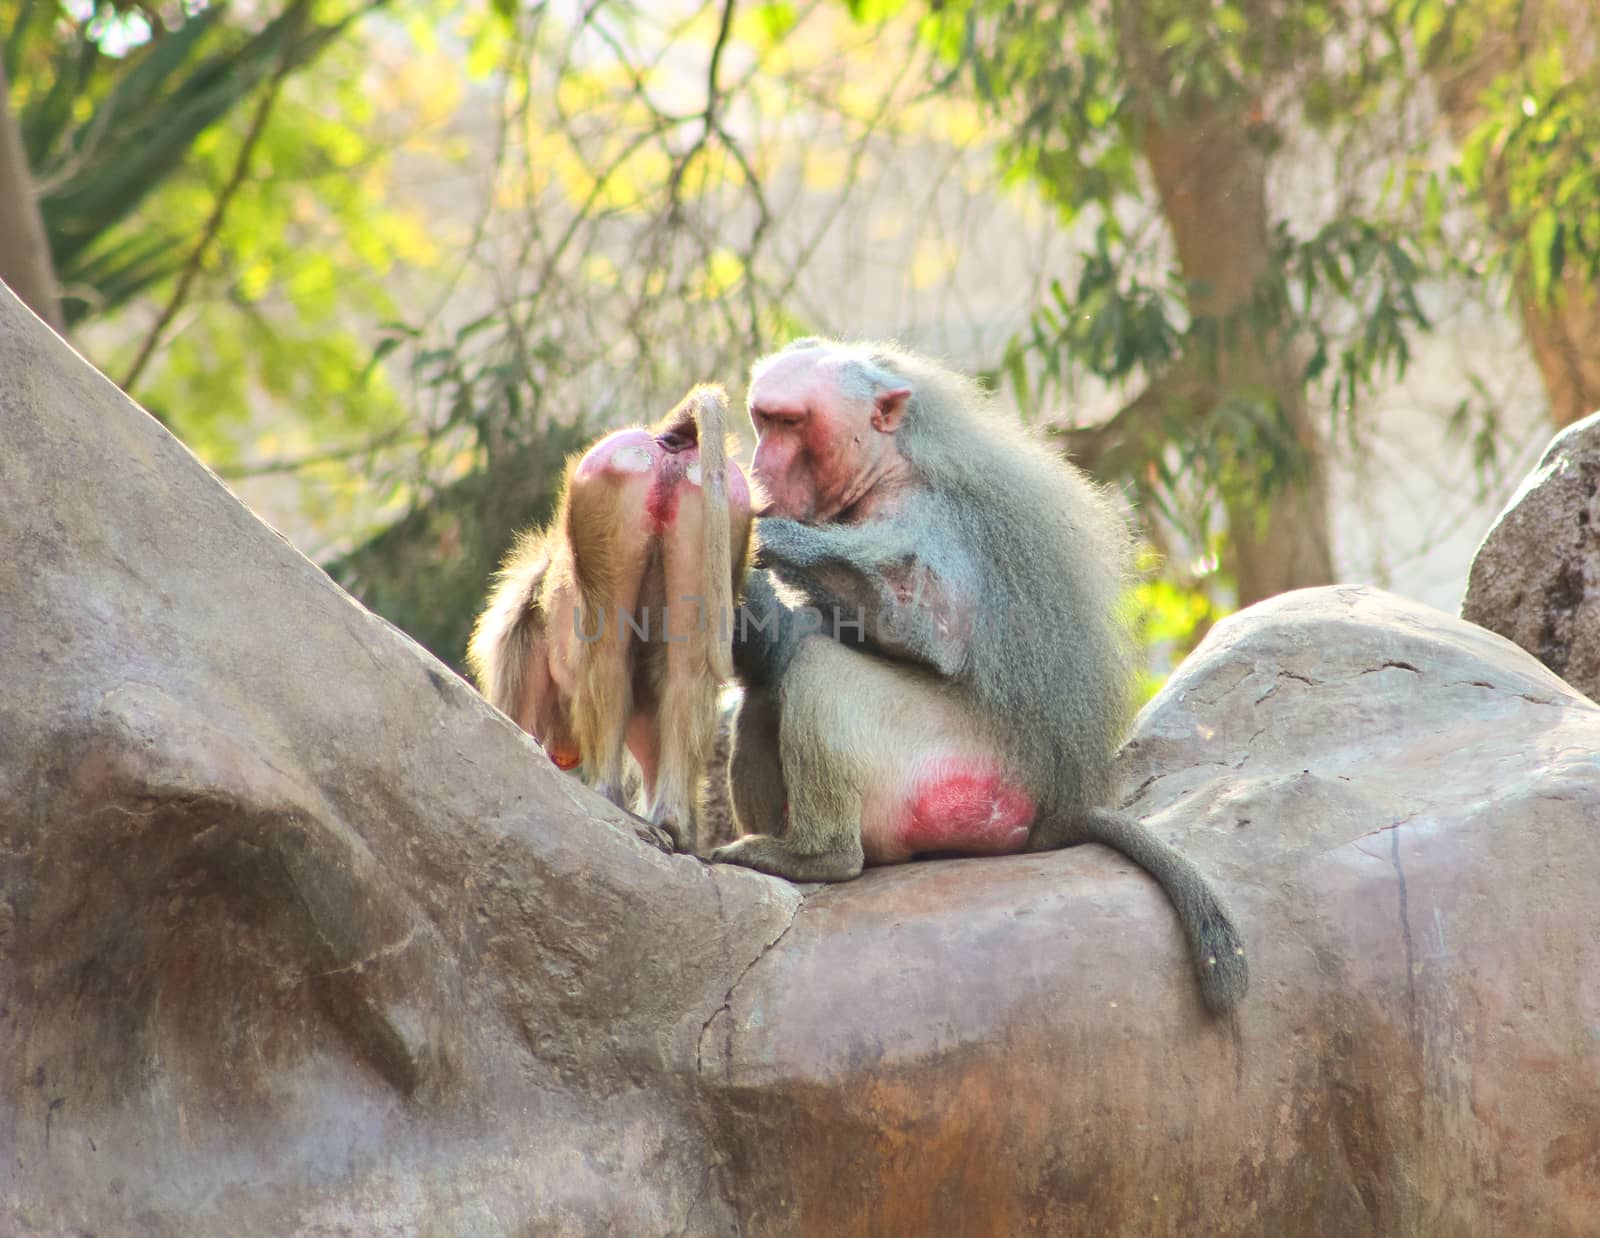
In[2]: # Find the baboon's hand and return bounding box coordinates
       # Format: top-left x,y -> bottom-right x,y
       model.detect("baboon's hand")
752,517 -> 823,570
652,806 -> 695,855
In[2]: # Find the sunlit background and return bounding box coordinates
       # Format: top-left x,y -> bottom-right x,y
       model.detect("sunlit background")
5,0 -> 1595,685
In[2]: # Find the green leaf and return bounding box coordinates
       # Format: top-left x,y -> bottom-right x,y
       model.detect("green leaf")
1528,207 -> 1561,300
1458,122 -> 1495,189
1161,16 -> 1194,48
1214,5 -> 1247,36
757,1 -> 798,43
1411,0 -> 1445,56
93,5 -> 230,140
362,335 -> 406,385
1423,174 -> 1444,235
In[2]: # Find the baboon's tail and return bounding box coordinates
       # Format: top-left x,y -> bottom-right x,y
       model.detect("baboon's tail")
1076,808 -> 1248,1015
687,384 -> 736,683
466,530 -> 551,725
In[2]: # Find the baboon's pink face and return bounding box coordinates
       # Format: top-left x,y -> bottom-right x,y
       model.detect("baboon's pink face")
747,352 -> 885,524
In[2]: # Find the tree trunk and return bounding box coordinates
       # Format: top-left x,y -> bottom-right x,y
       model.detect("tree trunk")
1517,287 -> 1600,428
1432,1 -> 1600,428
1139,105 -> 1335,604
0,57 -> 63,332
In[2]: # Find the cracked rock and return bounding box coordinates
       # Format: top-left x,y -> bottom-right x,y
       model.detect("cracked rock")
1463,409 -> 1600,701
695,587 -> 1600,1235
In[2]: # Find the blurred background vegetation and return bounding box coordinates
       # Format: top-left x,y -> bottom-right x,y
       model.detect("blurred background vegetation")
3,0 -> 1596,686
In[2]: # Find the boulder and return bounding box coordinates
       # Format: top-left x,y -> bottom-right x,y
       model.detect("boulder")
0,285 -> 799,1235
702,585 -> 1600,1236
1463,410 -> 1600,700
2,283 -> 1598,1235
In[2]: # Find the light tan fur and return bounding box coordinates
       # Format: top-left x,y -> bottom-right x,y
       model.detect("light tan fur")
467,530 -> 552,733
467,385 -> 751,851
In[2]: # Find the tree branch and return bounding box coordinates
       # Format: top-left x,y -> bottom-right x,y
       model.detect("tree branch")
664,0 -> 737,215
119,0 -> 312,393
1049,361 -> 1215,478
0,57 -> 64,332
216,426 -> 421,479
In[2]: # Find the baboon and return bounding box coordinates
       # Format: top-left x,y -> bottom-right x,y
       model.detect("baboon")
716,339 -> 1248,1015
467,385 -> 752,853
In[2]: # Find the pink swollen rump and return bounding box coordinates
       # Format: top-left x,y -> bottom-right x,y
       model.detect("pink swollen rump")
574,428 -> 659,480
895,758 -> 1034,857
572,429 -> 748,535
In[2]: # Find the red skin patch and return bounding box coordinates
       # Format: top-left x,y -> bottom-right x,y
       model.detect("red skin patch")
861,757 -> 1034,864
645,459 -> 686,534
573,429 -> 749,536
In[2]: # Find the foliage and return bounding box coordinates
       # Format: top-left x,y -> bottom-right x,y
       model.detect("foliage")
330,0 -> 962,662
1446,30 -> 1600,303
886,0 -> 1598,614
4,0 -> 443,485
1126,541 -> 1229,705
932,6 -> 1434,429
9,0 -> 337,324
127,23 -> 441,472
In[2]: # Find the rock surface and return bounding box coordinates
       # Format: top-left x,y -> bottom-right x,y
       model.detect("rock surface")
703,587 -> 1600,1236
3,284 -> 1599,1235
1463,409 -> 1600,700
0,286 -> 802,1235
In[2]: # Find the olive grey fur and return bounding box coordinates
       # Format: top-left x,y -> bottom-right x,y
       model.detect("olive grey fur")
720,339 -> 1248,1015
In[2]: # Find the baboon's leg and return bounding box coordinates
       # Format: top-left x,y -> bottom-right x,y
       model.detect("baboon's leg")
565,469 -> 652,810
649,485 -> 723,852
714,642 -> 864,882
728,687 -> 786,837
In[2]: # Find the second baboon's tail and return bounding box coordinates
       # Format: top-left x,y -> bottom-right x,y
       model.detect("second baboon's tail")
1076,808 -> 1249,1015
466,530 -> 551,725
687,384 -> 736,683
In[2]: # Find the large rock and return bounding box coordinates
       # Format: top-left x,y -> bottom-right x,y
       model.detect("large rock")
0,286 -> 800,1234
1463,410 -> 1600,700
703,586 -> 1600,1236
3,283 -> 1599,1235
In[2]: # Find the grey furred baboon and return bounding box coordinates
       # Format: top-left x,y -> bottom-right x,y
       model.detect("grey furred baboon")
717,338 -> 1248,1015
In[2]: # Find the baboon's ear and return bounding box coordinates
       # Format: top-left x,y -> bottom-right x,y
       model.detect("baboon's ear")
871,387 -> 912,433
